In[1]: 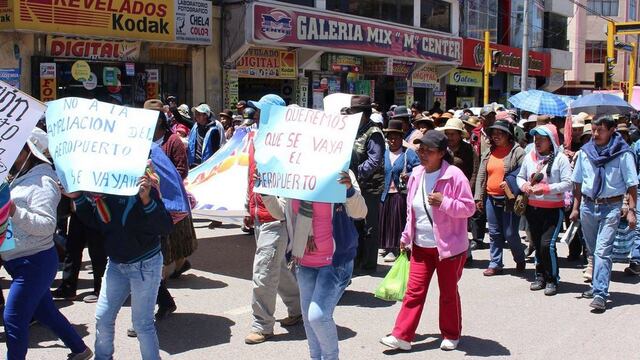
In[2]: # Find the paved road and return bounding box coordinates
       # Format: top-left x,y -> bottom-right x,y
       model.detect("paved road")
1,219 -> 639,359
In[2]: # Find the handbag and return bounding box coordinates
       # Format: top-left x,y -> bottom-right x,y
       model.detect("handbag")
514,157 -> 550,216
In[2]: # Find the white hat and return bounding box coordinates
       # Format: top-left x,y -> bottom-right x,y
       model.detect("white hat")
517,114 -> 538,128
26,127 -> 51,165
371,113 -> 384,124
192,103 -> 211,115
177,104 -> 191,119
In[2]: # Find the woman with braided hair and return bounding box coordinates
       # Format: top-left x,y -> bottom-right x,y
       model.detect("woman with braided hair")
517,124 -> 572,296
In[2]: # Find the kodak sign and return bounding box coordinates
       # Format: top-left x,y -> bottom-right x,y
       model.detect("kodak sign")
2,0 -> 211,44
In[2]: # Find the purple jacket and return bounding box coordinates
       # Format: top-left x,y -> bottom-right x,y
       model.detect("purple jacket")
400,161 -> 476,258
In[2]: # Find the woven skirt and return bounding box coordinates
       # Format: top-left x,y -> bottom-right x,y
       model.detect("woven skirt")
378,192 -> 407,250
161,214 -> 198,265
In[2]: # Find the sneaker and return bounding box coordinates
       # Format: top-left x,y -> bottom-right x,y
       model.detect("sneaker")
83,293 -> 99,303
483,267 -> 504,277
383,252 -> 397,262
279,314 -> 302,327
67,347 -> 93,360
155,304 -> 177,321
530,278 -> 545,291
440,338 -> 459,351
589,296 -> 606,312
581,289 -> 594,299
245,331 -> 273,344
52,287 -> 77,301
624,262 -> 640,276
127,328 -> 137,338
379,335 -> 411,351
544,283 -> 557,296
169,260 -> 192,279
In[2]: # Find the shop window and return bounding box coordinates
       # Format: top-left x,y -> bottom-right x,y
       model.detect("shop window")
511,0 -> 544,49
543,12 -> 568,51
461,0 -> 498,42
587,0 -> 619,16
630,0 -> 637,20
326,0 -> 413,26
421,0 -> 451,33
585,41 -> 612,63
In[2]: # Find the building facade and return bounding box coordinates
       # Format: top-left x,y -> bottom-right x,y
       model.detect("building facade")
0,0 -> 221,109
566,0 -> 639,94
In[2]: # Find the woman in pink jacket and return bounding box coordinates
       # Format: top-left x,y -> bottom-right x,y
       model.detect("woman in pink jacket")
380,131 -> 476,352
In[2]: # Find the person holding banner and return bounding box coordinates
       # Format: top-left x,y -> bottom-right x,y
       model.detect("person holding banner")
3,128 -> 93,360
349,95 -> 385,273
262,170 -> 367,360
244,94 -> 302,345
187,104 -> 222,168
68,162 -> 173,360
380,131 -> 475,352
379,120 -> 420,262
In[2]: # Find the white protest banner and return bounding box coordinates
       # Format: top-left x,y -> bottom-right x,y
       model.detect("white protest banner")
253,104 -> 360,203
0,80 -> 46,180
46,97 -> 158,196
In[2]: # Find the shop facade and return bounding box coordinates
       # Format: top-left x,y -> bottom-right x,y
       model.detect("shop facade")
451,38 -> 551,108
222,1 -> 462,111
0,0 -> 215,107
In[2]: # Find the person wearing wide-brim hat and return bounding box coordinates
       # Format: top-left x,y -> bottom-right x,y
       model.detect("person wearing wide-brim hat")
378,120 -> 421,262
475,119 -> 526,277
439,117 -> 480,266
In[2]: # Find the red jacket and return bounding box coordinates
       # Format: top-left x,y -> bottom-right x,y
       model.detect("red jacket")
247,139 -> 277,223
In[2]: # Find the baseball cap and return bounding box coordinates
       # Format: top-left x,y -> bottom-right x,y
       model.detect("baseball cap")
192,104 -> 211,115
413,130 -> 448,150
248,94 -> 285,110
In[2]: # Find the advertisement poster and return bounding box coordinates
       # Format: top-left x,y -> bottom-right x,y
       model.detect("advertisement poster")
0,68 -> 20,89
236,48 -> 297,79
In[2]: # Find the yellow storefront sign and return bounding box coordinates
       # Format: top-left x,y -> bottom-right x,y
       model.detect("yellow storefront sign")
0,0 -> 212,44
448,70 -> 483,88
236,48 -> 297,79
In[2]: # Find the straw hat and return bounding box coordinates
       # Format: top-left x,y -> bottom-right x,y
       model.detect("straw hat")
463,116 -> 481,128
438,118 -> 468,137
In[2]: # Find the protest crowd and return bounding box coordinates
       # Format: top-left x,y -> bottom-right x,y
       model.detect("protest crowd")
2,86 -> 640,360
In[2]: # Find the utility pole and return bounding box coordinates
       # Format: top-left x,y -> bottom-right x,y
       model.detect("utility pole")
521,0 -> 530,91
484,31 -> 490,104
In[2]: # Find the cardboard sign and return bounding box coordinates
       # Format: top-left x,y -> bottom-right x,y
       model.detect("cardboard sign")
45,97 -> 157,196
0,80 -> 46,179
253,102 -> 360,203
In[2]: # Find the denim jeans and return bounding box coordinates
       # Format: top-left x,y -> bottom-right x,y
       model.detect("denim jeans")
580,201 -> 622,299
4,246 -> 87,360
485,197 -> 525,269
95,252 -> 163,360
296,260 -> 354,360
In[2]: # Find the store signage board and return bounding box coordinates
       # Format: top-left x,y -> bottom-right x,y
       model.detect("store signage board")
236,48 -> 297,79
6,0 -> 211,44
0,68 -> 20,89
253,3 -> 462,63
412,66 -> 439,88
448,70 -> 482,88
47,36 -> 141,61
461,38 -> 550,77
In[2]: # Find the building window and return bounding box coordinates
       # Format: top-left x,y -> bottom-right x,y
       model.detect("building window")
461,0 -> 498,42
421,0 -> 451,33
543,12 -> 568,51
511,0 -> 544,48
585,41 -> 608,63
630,0 -> 637,20
326,0 -> 413,26
276,0 -> 315,6
587,0 -> 619,16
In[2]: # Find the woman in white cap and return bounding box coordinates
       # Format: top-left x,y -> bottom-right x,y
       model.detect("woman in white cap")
3,128 -> 92,360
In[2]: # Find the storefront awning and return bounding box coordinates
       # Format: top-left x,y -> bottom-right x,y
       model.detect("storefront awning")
223,2 -> 463,67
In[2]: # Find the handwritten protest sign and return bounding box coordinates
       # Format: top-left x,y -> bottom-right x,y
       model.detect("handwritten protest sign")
46,97 -> 157,196
0,80 -> 46,180
253,104 -> 360,203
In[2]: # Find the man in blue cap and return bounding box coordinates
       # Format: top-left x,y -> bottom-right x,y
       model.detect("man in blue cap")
244,94 -> 302,344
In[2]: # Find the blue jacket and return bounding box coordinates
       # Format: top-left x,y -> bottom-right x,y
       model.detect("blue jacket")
187,123 -> 220,166
381,147 -> 420,202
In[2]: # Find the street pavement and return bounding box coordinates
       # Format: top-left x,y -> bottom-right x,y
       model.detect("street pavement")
1,218 -> 639,359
